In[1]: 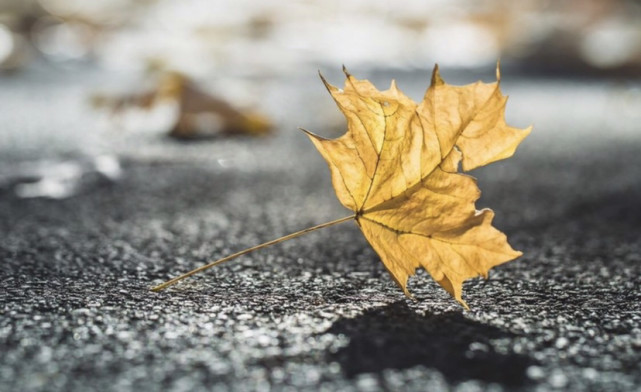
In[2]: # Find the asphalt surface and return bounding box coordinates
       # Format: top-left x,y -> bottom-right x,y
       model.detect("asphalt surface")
1,65 -> 640,392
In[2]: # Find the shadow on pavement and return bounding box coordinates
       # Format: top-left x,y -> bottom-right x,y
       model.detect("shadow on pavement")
325,301 -> 534,386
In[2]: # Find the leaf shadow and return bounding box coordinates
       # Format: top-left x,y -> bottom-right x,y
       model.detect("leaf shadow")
324,301 -> 534,386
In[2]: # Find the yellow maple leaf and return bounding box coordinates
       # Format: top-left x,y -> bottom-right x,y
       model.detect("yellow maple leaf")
303,64 -> 530,308
151,64 -> 530,309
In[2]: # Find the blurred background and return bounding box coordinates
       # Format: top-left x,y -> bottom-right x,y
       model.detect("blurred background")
3,0 -> 641,74
1,0 -> 640,200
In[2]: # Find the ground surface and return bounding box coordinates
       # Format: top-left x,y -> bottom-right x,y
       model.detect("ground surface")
1,65 -> 640,392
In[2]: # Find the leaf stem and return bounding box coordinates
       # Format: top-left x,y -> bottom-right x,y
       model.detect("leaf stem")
150,214 -> 355,292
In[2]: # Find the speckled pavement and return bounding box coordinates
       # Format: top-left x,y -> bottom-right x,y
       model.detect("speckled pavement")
1,66 -> 640,391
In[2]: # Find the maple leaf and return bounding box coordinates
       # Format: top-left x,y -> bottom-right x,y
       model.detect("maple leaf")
151,64 -> 530,309
303,65 -> 530,308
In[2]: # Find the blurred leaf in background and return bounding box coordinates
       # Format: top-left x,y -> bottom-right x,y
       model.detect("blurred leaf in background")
92,71 -> 272,139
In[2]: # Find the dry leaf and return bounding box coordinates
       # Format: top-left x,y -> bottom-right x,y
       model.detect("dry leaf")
304,65 -> 531,308
151,64 -> 530,308
93,71 -> 272,138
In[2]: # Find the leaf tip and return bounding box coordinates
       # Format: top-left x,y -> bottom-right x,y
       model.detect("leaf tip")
318,71 -> 333,92
401,286 -> 417,302
299,127 -> 330,144
430,63 -> 444,86
342,64 -> 352,78
298,127 -> 316,137
496,59 -> 501,81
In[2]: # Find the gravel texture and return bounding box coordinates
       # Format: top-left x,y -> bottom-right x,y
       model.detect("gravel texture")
1,65 -> 640,392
